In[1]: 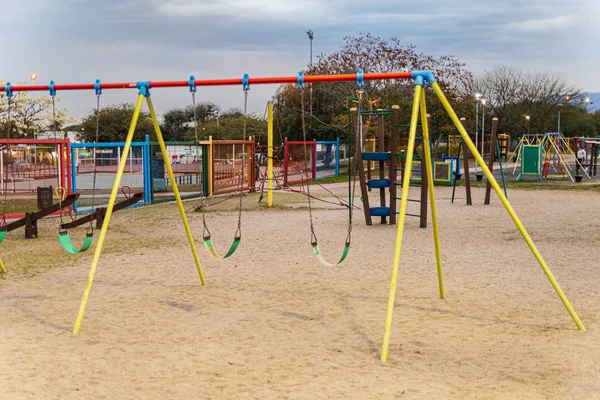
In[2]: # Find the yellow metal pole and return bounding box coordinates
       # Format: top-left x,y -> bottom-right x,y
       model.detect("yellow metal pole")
208,136 -> 213,195
431,81 -> 585,331
73,93 -> 145,334
419,91 -> 444,299
267,101 -> 274,207
0,257 -> 6,274
381,85 -> 423,362
146,96 -> 206,286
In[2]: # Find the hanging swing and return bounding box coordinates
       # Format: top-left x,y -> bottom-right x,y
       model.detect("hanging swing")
188,75 -> 246,260
296,71 -> 358,267
53,81 -> 101,254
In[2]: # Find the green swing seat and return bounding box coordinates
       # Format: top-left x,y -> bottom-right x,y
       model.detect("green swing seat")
58,231 -> 94,254
202,237 -> 241,259
312,243 -> 350,267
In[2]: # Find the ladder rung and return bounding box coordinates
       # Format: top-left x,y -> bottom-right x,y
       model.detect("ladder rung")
394,212 -> 421,217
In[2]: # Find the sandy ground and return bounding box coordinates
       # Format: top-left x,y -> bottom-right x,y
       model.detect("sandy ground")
1,184 -> 599,399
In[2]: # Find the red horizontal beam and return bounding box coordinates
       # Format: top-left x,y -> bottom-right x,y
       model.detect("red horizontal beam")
0,72 -> 413,93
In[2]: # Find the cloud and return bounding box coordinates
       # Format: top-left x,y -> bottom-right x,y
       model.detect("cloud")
504,15 -> 577,32
2,0 -> 600,121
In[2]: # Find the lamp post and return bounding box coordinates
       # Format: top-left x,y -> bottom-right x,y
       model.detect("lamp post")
306,30 -> 314,117
526,115 -> 530,134
30,73 -> 37,85
585,97 -> 592,113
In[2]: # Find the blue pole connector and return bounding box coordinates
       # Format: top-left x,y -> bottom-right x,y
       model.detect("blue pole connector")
411,71 -> 436,85
49,80 -> 56,97
356,68 -> 365,88
136,81 -> 151,97
5,82 -> 12,98
242,74 -> 250,91
414,75 -> 425,88
297,71 -> 305,90
94,79 -> 102,95
188,75 -> 196,93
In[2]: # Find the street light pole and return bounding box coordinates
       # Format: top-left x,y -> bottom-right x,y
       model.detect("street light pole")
481,99 -> 486,171
306,30 -> 314,117
474,93 -> 481,173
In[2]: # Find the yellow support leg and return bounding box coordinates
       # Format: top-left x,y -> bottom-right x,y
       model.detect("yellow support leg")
73,94 -> 145,334
419,92 -> 444,299
431,81 -> 585,331
381,85 -> 423,362
267,101 -> 274,207
0,257 -> 6,274
146,96 -> 206,286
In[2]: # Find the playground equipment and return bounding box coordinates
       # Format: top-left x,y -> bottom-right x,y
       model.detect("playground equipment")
1,71 -> 585,363
357,109 -> 395,225
511,133 -> 589,182
0,138 -> 72,196
451,118 -> 507,204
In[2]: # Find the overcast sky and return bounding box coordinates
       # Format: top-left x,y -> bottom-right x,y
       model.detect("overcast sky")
2,0 -> 599,121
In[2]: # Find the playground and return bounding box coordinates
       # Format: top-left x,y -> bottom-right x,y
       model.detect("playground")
1,71 -> 599,399
1,185 -> 599,398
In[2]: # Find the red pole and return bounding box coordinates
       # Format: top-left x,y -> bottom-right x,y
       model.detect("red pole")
0,72 -> 413,93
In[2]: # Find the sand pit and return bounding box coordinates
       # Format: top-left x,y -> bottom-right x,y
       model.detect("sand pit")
1,185 -> 599,399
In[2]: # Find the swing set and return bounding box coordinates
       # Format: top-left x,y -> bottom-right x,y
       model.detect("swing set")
0,70 -> 585,363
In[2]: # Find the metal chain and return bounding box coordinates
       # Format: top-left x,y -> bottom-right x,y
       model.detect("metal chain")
190,91 -> 211,240
87,94 -> 102,235
2,97 -> 13,224
235,90 -> 249,239
300,89 -> 318,246
51,96 -> 64,225
300,89 -> 356,248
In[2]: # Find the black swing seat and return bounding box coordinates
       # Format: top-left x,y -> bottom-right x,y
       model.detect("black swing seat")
60,192 -> 144,230
3,193 -> 80,239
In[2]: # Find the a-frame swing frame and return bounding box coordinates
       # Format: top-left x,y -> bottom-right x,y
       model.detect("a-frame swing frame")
380,73 -> 585,362
1,72 -> 583,361
73,84 -> 207,334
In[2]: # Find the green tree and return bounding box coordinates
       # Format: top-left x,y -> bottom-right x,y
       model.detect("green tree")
160,102 -> 218,141
79,103 -> 154,142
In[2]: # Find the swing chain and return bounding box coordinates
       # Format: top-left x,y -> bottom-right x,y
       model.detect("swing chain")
51,95 -> 65,226
87,93 -> 102,235
191,91 -> 212,241
2,96 -> 13,219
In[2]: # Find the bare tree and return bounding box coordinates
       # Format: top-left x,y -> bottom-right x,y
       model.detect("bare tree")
473,65 -> 579,135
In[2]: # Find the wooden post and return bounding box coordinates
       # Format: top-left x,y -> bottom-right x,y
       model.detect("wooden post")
25,212 -> 37,239
463,141 -> 473,206
354,108 -> 372,225
484,118 -> 499,205
389,106 -> 399,225
378,111 -> 387,224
